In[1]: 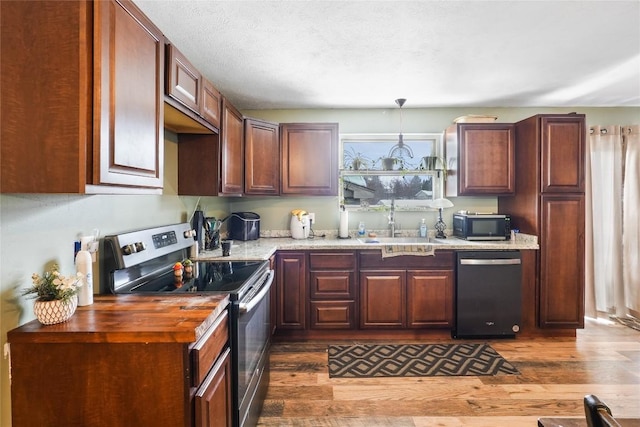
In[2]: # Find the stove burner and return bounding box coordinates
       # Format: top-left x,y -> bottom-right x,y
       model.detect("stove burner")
124,261 -> 266,296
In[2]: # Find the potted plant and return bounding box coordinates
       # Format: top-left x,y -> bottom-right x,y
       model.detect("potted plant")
344,147 -> 373,170
420,155 -> 448,181
380,156 -> 399,171
22,264 -> 84,325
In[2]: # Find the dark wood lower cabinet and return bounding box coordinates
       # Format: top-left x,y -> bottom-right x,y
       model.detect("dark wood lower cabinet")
360,269 -> 454,329
360,270 -> 406,328
273,249 -> 575,338
275,250 -> 455,336
195,348 -> 232,427
539,195 -> 585,328
308,251 -> 357,330
407,270 -> 454,328
276,252 -> 307,330
7,296 -> 231,427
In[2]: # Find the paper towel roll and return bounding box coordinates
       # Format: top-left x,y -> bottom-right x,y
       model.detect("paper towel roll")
339,210 -> 349,238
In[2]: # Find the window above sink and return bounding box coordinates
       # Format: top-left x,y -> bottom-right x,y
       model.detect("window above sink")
340,133 -> 445,211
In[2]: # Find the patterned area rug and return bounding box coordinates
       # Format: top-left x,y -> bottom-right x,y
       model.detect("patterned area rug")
328,343 -> 519,378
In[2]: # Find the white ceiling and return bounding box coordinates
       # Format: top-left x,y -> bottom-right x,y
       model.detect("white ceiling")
133,0 -> 640,110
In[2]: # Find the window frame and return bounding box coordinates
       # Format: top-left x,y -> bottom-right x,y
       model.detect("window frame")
339,132 -> 445,211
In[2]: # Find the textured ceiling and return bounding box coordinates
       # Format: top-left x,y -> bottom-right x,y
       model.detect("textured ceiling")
133,0 -> 640,110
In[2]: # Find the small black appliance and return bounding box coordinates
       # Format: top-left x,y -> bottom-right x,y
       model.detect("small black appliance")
228,212 -> 260,241
453,213 -> 511,241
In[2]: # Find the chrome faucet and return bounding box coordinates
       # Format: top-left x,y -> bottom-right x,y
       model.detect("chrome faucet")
388,199 -> 400,237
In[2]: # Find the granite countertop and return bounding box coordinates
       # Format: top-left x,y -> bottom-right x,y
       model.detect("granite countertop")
196,231 -> 539,261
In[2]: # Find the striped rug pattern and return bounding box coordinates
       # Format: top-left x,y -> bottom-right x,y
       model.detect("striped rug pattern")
328,343 -> 519,378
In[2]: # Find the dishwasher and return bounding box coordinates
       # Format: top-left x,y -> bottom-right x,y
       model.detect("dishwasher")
453,251 -> 522,338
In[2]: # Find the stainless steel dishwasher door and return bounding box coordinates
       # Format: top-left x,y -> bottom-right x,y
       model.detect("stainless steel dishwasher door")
453,251 -> 522,338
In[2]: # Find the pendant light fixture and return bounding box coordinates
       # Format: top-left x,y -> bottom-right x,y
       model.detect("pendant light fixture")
387,98 -> 414,159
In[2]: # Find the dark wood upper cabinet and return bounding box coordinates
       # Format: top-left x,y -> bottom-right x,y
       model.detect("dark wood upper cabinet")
449,123 -> 516,195
166,43 -> 221,131
166,44 -> 201,113
244,118 -> 280,195
280,123 -> 339,196
540,115 -> 585,193
201,78 -> 222,129
219,98 -> 244,196
1,0 -> 164,193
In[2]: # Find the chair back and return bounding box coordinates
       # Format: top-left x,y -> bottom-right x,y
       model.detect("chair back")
584,395 -> 622,427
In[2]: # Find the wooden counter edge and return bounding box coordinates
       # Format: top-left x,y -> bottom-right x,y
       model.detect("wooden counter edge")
7,294 -> 230,344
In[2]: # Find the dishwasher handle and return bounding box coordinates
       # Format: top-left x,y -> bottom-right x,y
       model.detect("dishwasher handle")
460,258 -> 521,266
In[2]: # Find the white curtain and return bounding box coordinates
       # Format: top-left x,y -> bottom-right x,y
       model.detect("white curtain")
586,125 -> 640,319
622,126 -> 640,317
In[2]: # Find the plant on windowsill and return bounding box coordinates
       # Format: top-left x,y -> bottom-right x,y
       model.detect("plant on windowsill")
419,156 -> 448,181
22,264 -> 84,325
380,156 -> 400,170
344,147 -> 374,170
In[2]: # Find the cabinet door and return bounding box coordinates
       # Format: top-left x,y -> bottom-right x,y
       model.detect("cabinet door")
94,0 -> 164,189
359,270 -> 405,328
201,78 -> 221,129
540,116 -> 585,193
220,98 -> 244,195
407,270 -> 454,328
276,252 -> 307,329
195,348 -> 232,427
539,195 -> 585,328
166,43 -> 201,113
245,118 -> 280,195
458,124 -> 515,195
280,123 -> 339,195
1,2 -> 90,193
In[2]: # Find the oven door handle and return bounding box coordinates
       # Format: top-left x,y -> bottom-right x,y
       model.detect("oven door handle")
239,270 -> 274,314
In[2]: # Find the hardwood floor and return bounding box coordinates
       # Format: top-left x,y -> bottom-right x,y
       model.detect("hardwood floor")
258,318 -> 640,426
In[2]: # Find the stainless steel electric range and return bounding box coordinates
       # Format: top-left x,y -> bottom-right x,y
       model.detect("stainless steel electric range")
100,223 -> 273,427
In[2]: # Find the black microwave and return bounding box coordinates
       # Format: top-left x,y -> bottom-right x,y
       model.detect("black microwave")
452,213 -> 511,241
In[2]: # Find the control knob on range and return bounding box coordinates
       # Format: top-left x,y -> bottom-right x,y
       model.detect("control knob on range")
121,244 -> 135,255
121,242 -> 145,255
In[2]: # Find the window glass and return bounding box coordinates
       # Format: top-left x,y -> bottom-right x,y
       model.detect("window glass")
340,133 -> 444,210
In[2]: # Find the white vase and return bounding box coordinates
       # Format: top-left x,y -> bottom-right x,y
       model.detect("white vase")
33,295 -> 78,325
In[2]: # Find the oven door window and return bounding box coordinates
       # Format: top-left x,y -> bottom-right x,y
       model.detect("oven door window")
237,287 -> 270,401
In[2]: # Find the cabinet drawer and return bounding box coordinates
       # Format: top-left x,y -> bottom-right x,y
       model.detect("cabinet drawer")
309,271 -> 355,299
359,250 -> 454,269
191,310 -> 229,386
310,301 -> 355,329
309,251 -> 356,270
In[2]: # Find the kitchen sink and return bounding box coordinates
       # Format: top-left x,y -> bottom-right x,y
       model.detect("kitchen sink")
357,237 -> 456,244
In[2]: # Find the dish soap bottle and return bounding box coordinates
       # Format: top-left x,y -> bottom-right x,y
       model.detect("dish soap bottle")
419,218 -> 427,238
358,221 -> 366,237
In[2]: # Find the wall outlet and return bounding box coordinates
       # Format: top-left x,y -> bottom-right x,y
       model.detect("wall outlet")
308,212 -> 316,224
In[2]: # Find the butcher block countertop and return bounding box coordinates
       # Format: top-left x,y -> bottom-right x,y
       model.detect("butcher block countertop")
7,294 -> 230,344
